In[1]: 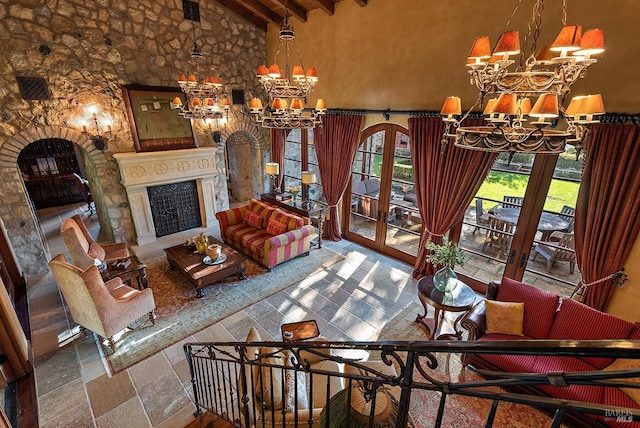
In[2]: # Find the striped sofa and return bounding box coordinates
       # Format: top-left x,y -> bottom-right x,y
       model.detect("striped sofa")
215,199 -> 315,269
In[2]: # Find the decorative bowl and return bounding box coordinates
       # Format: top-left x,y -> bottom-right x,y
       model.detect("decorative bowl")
206,244 -> 222,261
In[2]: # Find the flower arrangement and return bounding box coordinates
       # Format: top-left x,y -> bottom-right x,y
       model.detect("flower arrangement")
425,236 -> 466,268
288,185 -> 301,199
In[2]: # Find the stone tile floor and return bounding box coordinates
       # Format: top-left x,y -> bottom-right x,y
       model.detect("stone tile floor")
30,203 -> 425,427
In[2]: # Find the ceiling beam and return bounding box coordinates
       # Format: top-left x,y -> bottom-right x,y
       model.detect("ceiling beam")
312,0 -> 335,15
235,0 -> 284,24
270,0 -> 307,22
213,0 -> 268,31
354,0 -> 367,6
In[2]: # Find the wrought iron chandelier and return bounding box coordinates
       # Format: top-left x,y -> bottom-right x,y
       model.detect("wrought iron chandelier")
440,0 -> 605,158
249,7 -> 326,129
172,7 -> 230,122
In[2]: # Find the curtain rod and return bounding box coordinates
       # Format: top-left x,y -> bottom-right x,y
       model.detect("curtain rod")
325,108 -> 640,124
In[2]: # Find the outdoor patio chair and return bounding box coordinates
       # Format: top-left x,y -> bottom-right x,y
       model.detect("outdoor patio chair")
548,205 -> 576,241
502,195 -> 524,208
482,216 -> 515,258
533,233 -> 576,274
473,198 -> 491,234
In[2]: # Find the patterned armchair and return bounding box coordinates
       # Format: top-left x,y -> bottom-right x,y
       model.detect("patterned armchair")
60,214 -> 129,270
48,254 -> 155,351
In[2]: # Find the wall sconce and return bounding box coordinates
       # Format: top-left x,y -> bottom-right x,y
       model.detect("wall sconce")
81,105 -> 112,151
301,170 -> 316,210
204,118 -> 226,147
265,162 -> 280,195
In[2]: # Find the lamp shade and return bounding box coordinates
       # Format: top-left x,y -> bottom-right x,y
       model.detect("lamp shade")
265,162 -> 279,175
268,64 -> 282,78
534,45 -> 555,65
550,25 -> 582,53
569,94 -> 605,115
529,94 -> 559,118
306,67 -> 318,81
178,74 -> 188,84
222,99 -> 232,108
518,98 -> 532,116
292,65 -> 305,79
483,98 -> 498,115
290,98 -> 304,110
301,170 -> 316,185
493,31 -> 520,57
172,97 -> 183,107
468,36 -> 491,61
575,28 -> 605,56
256,65 -> 269,77
440,96 -> 462,116
249,98 -> 263,110
491,93 -> 518,115
315,99 -> 327,111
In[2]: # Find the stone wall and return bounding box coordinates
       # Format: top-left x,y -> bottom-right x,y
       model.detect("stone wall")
0,0 -> 267,275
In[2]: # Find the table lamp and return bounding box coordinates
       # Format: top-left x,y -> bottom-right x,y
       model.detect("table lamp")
301,170 -> 316,210
266,162 -> 280,195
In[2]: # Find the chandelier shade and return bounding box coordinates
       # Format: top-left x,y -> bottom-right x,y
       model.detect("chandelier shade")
250,10 -> 325,130
440,0 -> 606,158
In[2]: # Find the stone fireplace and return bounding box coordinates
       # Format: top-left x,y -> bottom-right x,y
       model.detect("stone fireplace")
113,148 -> 219,245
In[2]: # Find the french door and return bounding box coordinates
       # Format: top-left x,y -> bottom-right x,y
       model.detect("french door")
343,124 -> 419,263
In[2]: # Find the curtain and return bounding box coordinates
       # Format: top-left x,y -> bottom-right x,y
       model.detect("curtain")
270,129 -> 287,192
572,123 -> 640,310
314,113 -> 364,241
409,116 -> 497,279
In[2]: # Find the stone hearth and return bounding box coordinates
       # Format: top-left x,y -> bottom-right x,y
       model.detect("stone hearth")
113,148 -> 219,245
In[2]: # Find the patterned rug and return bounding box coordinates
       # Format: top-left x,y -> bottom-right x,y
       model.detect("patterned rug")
99,247 -> 344,376
376,303 -> 570,427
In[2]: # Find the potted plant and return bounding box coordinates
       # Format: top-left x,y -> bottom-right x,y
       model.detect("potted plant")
425,236 -> 466,293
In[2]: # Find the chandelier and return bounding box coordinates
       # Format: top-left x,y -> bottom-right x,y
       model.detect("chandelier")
440,0 -> 605,159
172,13 -> 230,121
249,9 -> 326,129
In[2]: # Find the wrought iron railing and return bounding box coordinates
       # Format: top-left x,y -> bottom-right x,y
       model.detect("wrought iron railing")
184,339 -> 640,427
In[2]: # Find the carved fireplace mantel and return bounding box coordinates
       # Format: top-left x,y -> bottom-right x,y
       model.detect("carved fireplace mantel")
113,148 -> 219,245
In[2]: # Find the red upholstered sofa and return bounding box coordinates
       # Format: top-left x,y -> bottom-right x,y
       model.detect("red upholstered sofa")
215,199 -> 315,269
461,277 -> 640,428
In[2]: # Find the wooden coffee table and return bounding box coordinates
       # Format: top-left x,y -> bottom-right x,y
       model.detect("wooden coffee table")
164,236 -> 246,298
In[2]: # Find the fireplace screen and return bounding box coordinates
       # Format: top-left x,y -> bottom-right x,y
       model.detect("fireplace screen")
148,181 -> 201,237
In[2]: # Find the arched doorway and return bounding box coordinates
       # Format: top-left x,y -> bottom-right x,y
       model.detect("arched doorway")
225,130 -> 266,202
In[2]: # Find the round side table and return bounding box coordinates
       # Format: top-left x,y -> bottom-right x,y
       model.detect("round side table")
415,276 -> 476,340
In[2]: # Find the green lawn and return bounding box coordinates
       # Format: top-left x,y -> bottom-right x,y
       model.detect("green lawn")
476,171 -> 579,213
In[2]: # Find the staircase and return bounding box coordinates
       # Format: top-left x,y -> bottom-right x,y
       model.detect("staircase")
185,411 -> 235,428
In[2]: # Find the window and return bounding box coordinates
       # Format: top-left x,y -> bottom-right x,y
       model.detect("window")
283,129 -> 325,207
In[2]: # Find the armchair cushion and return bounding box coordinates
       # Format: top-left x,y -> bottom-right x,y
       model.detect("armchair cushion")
485,300 -> 524,336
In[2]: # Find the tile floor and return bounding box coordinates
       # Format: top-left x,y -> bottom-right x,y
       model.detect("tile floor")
29,203 -> 428,427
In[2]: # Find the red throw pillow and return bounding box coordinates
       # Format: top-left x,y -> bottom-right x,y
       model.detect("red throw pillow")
266,218 -> 287,236
244,210 -> 263,229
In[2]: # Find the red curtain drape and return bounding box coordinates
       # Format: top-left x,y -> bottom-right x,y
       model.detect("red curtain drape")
409,116 -> 497,279
572,123 -> 640,310
270,129 -> 287,191
314,113 -> 364,241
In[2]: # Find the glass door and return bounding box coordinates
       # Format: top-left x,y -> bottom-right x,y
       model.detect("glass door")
344,124 -> 419,263
456,147 -> 582,296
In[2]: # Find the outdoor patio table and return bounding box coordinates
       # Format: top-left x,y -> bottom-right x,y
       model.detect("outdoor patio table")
490,206 -> 570,240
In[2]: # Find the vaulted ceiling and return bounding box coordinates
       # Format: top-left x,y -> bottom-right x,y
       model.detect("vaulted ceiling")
213,0 -> 367,31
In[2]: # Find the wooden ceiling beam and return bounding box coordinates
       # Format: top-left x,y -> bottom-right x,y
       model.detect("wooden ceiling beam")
312,0 -> 335,15
235,0 -> 284,24
354,0 -> 367,6
270,0 -> 307,22
213,0 -> 268,31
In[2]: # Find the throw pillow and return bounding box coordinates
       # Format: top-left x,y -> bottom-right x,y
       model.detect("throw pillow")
87,242 -> 106,261
283,350 -> 309,412
485,300 -> 525,336
244,210 -> 263,229
602,358 -> 640,405
266,218 -> 287,236
257,346 -> 285,409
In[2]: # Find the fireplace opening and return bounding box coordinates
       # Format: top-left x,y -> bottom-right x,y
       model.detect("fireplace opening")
148,180 -> 201,237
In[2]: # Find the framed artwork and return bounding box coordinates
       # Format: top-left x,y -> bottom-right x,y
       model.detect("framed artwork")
122,85 -> 195,152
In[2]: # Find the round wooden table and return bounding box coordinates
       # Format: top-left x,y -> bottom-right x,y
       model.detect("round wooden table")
415,276 -> 476,340
491,206 -> 570,240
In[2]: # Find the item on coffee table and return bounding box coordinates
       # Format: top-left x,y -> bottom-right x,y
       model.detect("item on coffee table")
206,243 -> 222,261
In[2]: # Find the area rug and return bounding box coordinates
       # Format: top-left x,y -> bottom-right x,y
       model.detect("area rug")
99,247 -> 344,376
375,303 -> 570,427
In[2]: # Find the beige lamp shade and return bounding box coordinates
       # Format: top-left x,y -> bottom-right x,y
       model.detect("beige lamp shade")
468,36 -> 491,62
440,96 -> 462,117
272,98 -> 287,110
567,94 -> 605,121
265,162 -> 279,175
493,31 -> 520,57
575,28 -> 605,57
301,171 -> 316,185
530,94 -> 559,119
491,93 -> 518,115
290,98 -> 304,110
315,99 -> 327,111
565,95 -> 586,117
172,97 -> 183,107
249,98 -> 263,110
551,25 -> 582,53
483,98 -> 498,115
268,64 -> 282,78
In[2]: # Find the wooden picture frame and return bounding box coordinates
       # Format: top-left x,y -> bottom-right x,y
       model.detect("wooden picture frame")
122,85 -> 196,152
